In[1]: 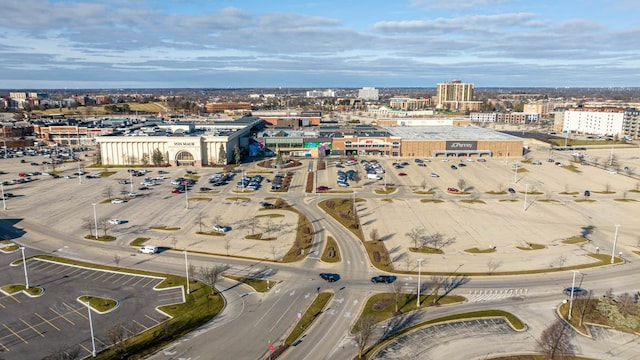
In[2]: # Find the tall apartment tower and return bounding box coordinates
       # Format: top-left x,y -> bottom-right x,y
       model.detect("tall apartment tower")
358,87 -> 379,101
436,80 -> 474,108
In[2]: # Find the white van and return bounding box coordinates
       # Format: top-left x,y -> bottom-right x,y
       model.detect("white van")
367,173 -> 382,180
139,245 -> 158,254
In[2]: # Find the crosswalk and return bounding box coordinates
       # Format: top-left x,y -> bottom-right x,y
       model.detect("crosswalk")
466,288 -> 528,302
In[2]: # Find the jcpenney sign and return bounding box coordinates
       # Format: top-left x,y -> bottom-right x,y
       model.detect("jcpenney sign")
446,141 -> 477,150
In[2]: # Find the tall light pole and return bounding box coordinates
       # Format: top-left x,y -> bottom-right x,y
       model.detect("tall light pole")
416,258 -> 424,307
568,270 -> 579,320
524,183 -> 529,211
92,203 -> 98,240
513,162 -> 518,183
86,300 -> 97,357
611,225 -> 620,264
184,250 -> 190,295
129,171 -> 134,193
1,183 -> 6,211
20,246 -> 29,289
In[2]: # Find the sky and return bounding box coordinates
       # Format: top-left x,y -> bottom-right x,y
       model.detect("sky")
1,0 -> 639,89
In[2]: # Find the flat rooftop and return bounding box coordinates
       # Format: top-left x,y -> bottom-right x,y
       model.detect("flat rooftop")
384,125 -> 522,141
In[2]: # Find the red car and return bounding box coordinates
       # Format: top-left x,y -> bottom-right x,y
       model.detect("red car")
398,173 -> 407,176
316,186 -> 329,191
18,173 -> 27,177
447,187 -> 460,193
171,189 -> 183,194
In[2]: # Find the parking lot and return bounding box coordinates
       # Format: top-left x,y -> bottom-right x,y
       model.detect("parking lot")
0,252 -> 181,359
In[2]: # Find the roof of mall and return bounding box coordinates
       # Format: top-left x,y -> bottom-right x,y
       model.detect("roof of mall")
383,125 -> 523,141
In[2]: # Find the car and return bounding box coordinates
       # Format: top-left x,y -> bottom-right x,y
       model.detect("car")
127,192 -> 139,198
108,219 -> 124,225
563,287 -> 588,297
139,245 -> 158,254
199,187 -> 212,191
138,186 -> 150,191
319,273 -> 340,282
337,182 -> 350,187
417,163 -> 426,167
555,162 -> 563,167
212,224 -> 230,233
30,162 -> 39,166
111,198 -> 125,204
466,158 -> 474,162
430,173 -> 439,178
532,160 -> 542,165
508,188 -> 516,194
441,158 -> 449,162
171,189 -> 183,194
398,172 -> 407,176
158,170 -> 168,174
450,165 -> 458,170
118,180 -> 130,185
260,202 -> 274,208
477,158 -> 487,162
371,275 -> 397,284
335,164 -> 344,168
447,187 -> 460,193
547,158 -> 555,162
316,186 -> 329,191
414,159 -> 423,163
584,190 -> 591,197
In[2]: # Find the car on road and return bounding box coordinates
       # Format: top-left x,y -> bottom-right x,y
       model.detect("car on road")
212,224 -> 230,233
316,186 -> 329,191
563,287 -> 588,296
508,188 -> 516,194
111,198 -> 125,204
139,245 -> 158,254
430,173 -> 439,178
319,273 -> 340,282
447,187 -> 460,193
371,275 -> 397,284
108,219 -> 125,225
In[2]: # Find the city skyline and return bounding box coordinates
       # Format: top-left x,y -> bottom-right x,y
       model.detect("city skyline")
1,0 -> 640,89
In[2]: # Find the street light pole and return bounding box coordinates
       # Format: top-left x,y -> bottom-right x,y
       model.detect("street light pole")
77,161 -> 82,185
1,183 -> 6,211
513,162 -> 518,183
184,181 -> 189,209
416,259 -> 424,307
86,300 -> 97,357
20,246 -> 29,289
611,225 -> 620,264
92,203 -> 98,240
184,250 -> 190,295
129,171 -> 133,193
568,270 -> 579,320
524,183 -> 529,211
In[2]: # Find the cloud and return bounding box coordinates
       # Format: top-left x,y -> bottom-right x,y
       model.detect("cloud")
374,13 -> 537,33
410,0 -> 518,10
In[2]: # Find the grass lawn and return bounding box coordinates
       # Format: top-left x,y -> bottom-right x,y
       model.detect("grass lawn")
516,243 -> 545,250
225,275 -> 271,293
420,198 -> 444,203
130,237 -> 150,246
79,295 -> 117,312
321,236 -> 341,263
284,292 -> 333,346
374,187 -> 396,195
464,247 -> 496,253
561,236 -> 588,244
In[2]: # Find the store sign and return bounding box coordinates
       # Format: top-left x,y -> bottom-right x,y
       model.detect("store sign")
446,141 -> 477,150
171,142 -> 196,146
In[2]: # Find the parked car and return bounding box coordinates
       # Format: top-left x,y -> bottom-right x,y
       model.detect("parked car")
319,273 -> 340,282
316,185 -> 329,191
430,173 -> 439,178
398,172 -> 407,176
199,187 -> 212,191
371,275 -> 397,284
447,187 -> 460,193
212,224 -> 230,233
508,188 -> 516,194
139,245 -> 158,254
450,165 -> 458,170
477,158 -> 487,162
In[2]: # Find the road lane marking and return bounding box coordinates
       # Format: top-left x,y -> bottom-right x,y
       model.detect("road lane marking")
270,294 -> 301,332
35,313 -> 60,331
3,324 -> 27,344
254,294 -> 283,327
20,319 -> 44,337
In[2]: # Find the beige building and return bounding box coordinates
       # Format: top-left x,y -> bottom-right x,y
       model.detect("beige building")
436,80 -> 474,110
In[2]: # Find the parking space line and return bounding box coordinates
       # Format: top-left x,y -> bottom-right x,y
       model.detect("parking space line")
65,267 -> 85,276
95,336 -> 108,347
144,314 -> 162,325
78,343 -> 92,355
20,319 -> 44,338
111,274 -> 128,283
103,273 -> 119,281
6,294 -> 20,304
0,341 -> 8,352
91,272 -> 108,280
48,307 -> 75,325
142,278 -> 159,287
120,276 -> 136,286
132,319 -> 148,331
3,324 -> 28,344
35,313 -> 60,331
52,265 -> 70,274
129,277 -> 146,287
63,302 -> 88,320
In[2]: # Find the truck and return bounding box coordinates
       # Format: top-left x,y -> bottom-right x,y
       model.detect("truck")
367,173 -> 382,180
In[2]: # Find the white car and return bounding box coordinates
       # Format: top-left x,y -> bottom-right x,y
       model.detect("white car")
111,198 -> 125,204
127,192 -> 139,198
139,245 -> 158,254
108,219 -> 124,225
212,224 -> 229,233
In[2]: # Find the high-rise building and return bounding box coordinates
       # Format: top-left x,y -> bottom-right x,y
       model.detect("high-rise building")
358,87 -> 379,101
436,80 -> 474,110
623,108 -> 640,140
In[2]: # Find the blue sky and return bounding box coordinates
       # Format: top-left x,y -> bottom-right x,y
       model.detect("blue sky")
1,0 -> 639,89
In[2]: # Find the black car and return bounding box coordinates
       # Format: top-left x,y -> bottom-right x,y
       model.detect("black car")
451,165 -> 458,170
199,187 -> 212,191
371,275 -> 397,284
319,273 -> 340,282
508,188 -> 516,194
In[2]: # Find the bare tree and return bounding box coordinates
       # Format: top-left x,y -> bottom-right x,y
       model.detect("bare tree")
420,179 -> 427,191
98,219 -> 113,237
406,227 -> 425,249
198,265 -> 226,295
106,323 -> 128,358
171,236 -> 177,249
114,254 -> 121,267
423,232 -> 455,251
83,217 -> 95,238
354,315 -> 376,359
224,237 -> 231,256
370,228 -> 380,242
487,259 -> 500,274
264,219 -> 275,236
44,345 -> 81,360
429,275 -> 445,304
392,281 -> 403,313
457,178 -> 467,192
247,217 -> 259,235
195,212 -> 207,233
574,290 -> 594,326
103,185 -> 113,200
188,263 -> 196,284
537,318 -> 573,360
616,293 -> 636,316
604,183 -> 612,193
